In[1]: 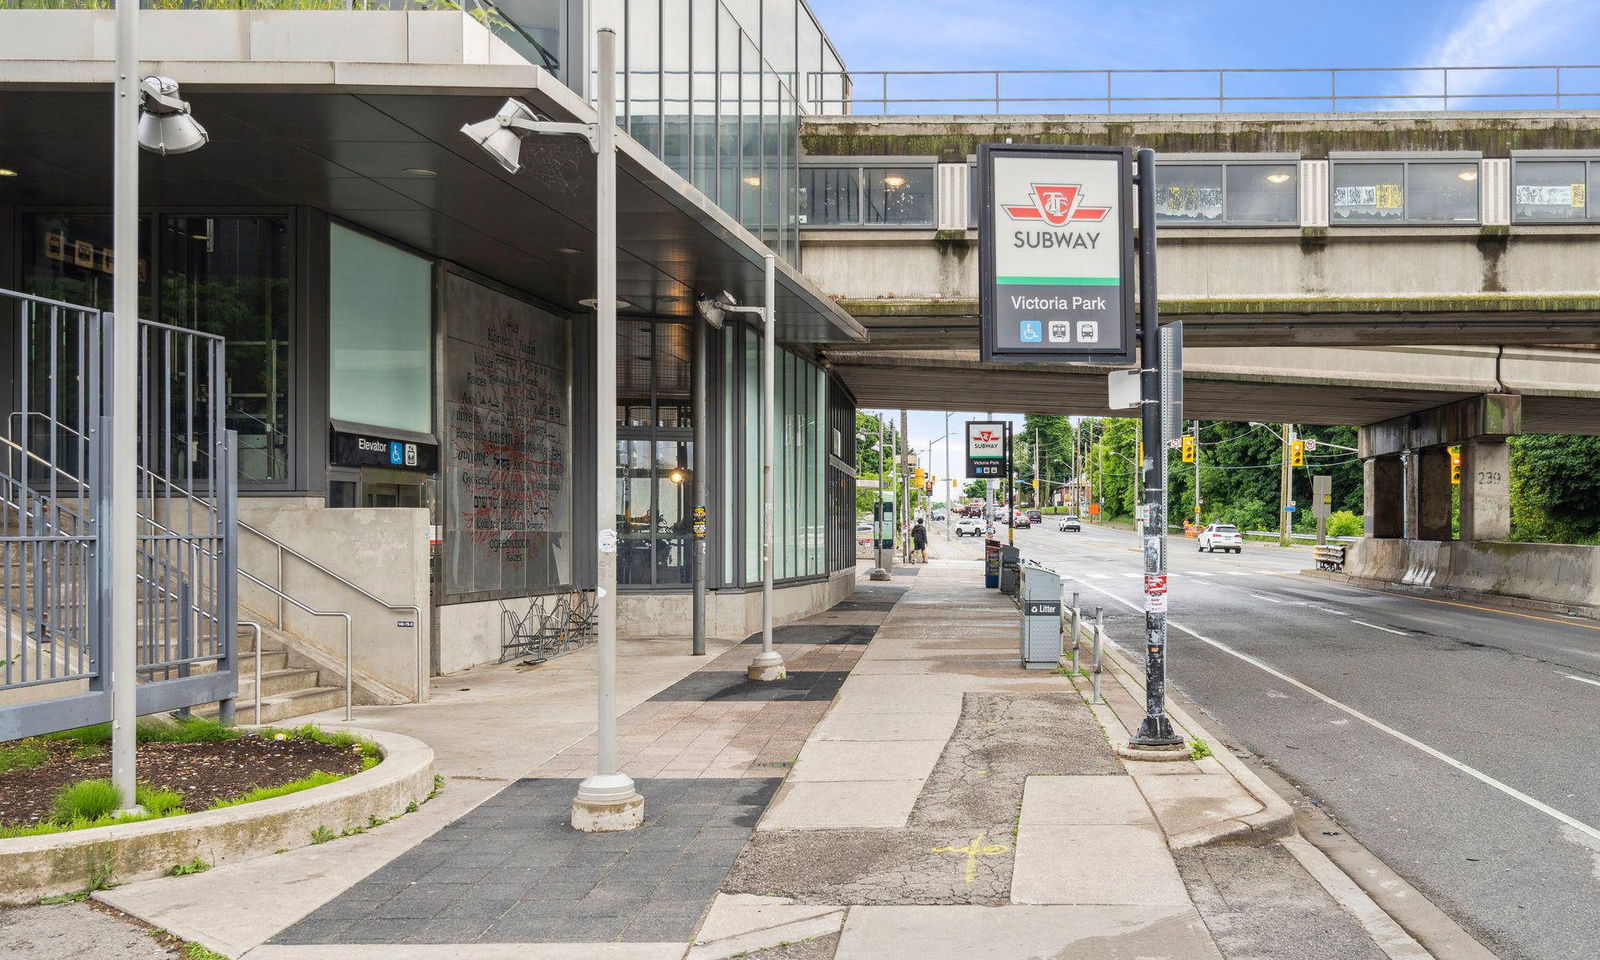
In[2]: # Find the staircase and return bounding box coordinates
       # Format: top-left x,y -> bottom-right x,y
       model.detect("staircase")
198,621 -> 345,724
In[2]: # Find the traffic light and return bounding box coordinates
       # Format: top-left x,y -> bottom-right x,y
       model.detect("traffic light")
913,467 -> 925,489
1450,446 -> 1461,484
1181,435 -> 1196,463
1290,439 -> 1305,467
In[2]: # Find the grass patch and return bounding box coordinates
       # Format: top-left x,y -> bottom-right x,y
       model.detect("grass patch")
310,825 -> 336,845
138,785 -> 186,817
38,715 -> 239,750
259,724 -> 382,766
0,740 -> 50,774
183,943 -> 228,960
51,779 -> 123,822
1188,739 -> 1213,761
166,857 -> 211,877
209,770 -> 345,810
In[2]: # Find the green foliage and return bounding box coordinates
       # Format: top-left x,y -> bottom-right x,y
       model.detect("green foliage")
183,943 -> 229,960
137,785 -> 186,817
310,825 -> 337,845
51,779 -> 123,823
1509,434 -> 1600,544
0,739 -> 50,774
1188,739 -> 1213,761
1326,510 -> 1364,538
166,858 -> 212,877
210,770 -> 346,810
42,714 -> 239,749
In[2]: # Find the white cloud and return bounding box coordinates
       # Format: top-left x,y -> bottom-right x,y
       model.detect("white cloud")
1395,0 -> 1600,106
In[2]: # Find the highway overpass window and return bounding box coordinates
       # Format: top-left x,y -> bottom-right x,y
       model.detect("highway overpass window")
1153,162 -> 1298,225
799,166 -> 863,224
1332,159 -> 1480,223
1512,160 -> 1591,222
865,167 -> 935,225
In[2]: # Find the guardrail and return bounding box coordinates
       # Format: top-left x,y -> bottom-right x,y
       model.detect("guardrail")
1313,544 -> 1348,573
805,64 -> 1600,116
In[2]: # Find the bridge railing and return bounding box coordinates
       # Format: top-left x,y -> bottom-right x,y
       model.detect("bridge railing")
804,64 -> 1600,116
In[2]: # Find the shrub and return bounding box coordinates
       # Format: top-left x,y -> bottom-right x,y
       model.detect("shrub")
1326,510 -> 1363,538
136,785 -> 186,817
51,779 -> 124,823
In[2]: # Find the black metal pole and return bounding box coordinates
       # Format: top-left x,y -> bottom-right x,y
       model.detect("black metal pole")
1131,147 -> 1180,747
1006,421 -> 1015,546
691,318 -> 707,656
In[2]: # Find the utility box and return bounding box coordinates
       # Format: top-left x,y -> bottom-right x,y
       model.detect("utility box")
1019,562 -> 1063,669
999,545 -> 1021,595
984,538 -> 1001,588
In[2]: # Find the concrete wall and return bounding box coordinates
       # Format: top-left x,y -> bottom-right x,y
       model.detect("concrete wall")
1345,537 -> 1600,613
238,498 -> 430,702
800,228 -> 1600,304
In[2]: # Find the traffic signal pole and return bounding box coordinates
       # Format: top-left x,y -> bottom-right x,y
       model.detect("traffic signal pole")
1129,147 -> 1182,751
1193,421 -> 1201,524
1280,423 -> 1293,547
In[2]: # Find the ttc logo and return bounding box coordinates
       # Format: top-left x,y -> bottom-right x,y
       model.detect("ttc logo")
1002,184 -> 1110,226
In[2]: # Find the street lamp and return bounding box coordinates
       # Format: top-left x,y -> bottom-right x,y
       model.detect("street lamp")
463,29 -> 642,832
136,76 -> 208,155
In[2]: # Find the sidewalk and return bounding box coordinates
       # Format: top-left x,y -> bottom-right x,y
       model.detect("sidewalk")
71,558 -> 1429,960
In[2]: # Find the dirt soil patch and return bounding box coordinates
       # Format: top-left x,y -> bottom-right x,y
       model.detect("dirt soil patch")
0,737 -> 368,826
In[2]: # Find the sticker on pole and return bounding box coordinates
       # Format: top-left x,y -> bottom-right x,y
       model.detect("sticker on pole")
1144,574 -> 1168,613
598,529 -> 618,553
979,143 -> 1136,365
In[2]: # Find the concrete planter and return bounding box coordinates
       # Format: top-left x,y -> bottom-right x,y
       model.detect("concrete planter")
0,728 -> 434,906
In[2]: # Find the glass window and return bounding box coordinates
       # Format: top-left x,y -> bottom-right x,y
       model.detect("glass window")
19,213 -> 151,315
744,331 -> 762,582
800,166 -> 861,225
1225,164 -> 1298,223
617,320 -> 654,426
1332,162 -> 1405,222
1406,162 -> 1480,222
655,440 -> 693,585
617,439 -> 654,586
864,166 -> 935,224
328,224 -> 431,436
163,216 -> 294,484
1513,160 -> 1588,221
1154,165 -> 1223,224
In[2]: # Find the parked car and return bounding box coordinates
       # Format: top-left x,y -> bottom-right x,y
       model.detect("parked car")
1198,522 -> 1243,553
954,517 -> 985,538
1058,514 -> 1081,532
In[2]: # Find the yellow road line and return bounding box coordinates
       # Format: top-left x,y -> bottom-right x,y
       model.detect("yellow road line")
1399,594 -> 1600,632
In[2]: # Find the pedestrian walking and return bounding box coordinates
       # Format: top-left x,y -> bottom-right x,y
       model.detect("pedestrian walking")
912,517 -> 928,563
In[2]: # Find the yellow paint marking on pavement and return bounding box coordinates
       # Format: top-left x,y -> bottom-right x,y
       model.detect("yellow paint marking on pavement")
1399,594 -> 1600,632
932,831 -> 1009,883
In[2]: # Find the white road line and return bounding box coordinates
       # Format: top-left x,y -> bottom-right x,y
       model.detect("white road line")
1250,594 -> 1284,604
1352,619 -> 1410,636
1227,571 -> 1253,577
1310,605 -> 1349,617
1565,674 -> 1600,688
1189,572 -> 1215,579
1066,574 -> 1600,845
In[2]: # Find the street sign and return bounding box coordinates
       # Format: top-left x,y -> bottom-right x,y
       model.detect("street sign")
1312,475 -> 1332,519
1160,321 -> 1182,440
966,421 -> 1007,478
1107,369 -> 1141,409
978,144 -> 1136,365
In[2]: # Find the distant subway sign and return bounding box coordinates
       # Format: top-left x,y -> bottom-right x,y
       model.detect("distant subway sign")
979,144 -> 1136,365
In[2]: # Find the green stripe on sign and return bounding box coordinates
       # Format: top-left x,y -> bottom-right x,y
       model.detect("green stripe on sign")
997,276 -> 1120,286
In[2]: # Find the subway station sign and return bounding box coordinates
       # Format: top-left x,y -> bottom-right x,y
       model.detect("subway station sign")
978,144 -> 1136,365
966,421 -> 1008,479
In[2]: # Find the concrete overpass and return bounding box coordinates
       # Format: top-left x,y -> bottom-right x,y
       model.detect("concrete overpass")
794,112 -> 1600,433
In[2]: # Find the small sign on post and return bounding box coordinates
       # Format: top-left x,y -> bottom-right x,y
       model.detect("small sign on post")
966,421 -> 1007,478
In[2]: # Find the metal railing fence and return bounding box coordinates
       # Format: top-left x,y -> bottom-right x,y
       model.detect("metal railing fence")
0,287 -> 238,740
804,64 -> 1600,116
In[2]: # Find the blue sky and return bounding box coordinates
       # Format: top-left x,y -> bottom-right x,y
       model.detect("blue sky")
807,0 -> 1600,110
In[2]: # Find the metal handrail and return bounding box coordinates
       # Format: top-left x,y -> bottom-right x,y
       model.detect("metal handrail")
238,570 -> 353,721
6,410 -> 423,704
804,63 -> 1600,116
239,620 -> 263,724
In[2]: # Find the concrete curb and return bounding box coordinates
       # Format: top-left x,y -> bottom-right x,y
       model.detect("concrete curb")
1299,568 -> 1600,620
0,727 -> 434,905
1073,628 -> 1295,848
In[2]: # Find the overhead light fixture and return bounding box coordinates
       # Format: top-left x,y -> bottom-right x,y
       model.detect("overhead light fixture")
743,175 -> 762,187
695,290 -> 739,329
579,297 -> 630,309
461,97 -> 598,175
1458,169 -> 1479,182
137,76 -> 208,156
1265,171 -> 1291,184
668,469 -> 685,484
403,167 -> 437,177
0,168 -> 17,178
556,246 -> 583,255
882,174 -> 907,188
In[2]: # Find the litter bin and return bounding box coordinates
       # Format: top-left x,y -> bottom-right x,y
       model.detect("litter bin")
999,545 -> 1021,596
1019,561 -> 1063,669
984,538 -> 1001,588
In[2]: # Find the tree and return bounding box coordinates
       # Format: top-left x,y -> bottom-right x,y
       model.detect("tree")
1509,434 -> 1600,543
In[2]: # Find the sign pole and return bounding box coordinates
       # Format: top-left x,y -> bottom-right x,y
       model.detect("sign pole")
1130,147 -> 1181,750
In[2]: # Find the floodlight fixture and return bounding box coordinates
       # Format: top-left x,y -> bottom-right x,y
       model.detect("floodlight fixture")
461,97 -> 597,175
137,76 -> 208,156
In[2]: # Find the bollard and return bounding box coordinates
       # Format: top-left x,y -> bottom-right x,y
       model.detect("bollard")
1090,606 -> 1104,705
1069,591 -> 1080,674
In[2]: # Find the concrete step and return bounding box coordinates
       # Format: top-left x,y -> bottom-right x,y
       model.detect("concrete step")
197,685 -> 345,724
239,667 -> 322,700
238,650 -> 290,676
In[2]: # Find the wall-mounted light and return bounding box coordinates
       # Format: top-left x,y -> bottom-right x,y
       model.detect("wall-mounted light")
1265,171 -> 1291,184
0,168 -> 18,178
403,167 -> 437,177
743,175 -> 762,187
669,469 -> 686,484
1458,169 -> 1479,182
579,296 -> 631,310
882,174 -> 907,188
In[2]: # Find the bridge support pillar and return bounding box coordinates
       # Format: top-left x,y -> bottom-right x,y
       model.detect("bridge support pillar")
1412,447 -> 1454,541
1459,439 -> 1511,541
1364,456 -> 1405,539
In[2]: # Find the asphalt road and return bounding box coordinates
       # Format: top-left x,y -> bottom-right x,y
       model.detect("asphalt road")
936,521 -> 1600,960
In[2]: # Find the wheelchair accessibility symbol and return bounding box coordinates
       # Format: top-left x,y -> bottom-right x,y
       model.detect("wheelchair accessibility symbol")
1019,320 -> 1043,343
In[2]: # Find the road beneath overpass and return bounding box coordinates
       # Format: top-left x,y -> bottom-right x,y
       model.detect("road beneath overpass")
933,522 -> 1600,960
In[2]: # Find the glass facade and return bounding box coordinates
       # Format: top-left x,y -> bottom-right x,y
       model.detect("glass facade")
800,163 -> 936,226
616,320 -> 697,587
1332,159 -> 1480,223
590,0 -> 847,259
1153,162 -> 1298,225
1512,159 -> 1597,222
328,224 -> 433,435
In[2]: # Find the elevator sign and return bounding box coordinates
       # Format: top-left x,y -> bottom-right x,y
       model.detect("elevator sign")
979,143 -> 1136,365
